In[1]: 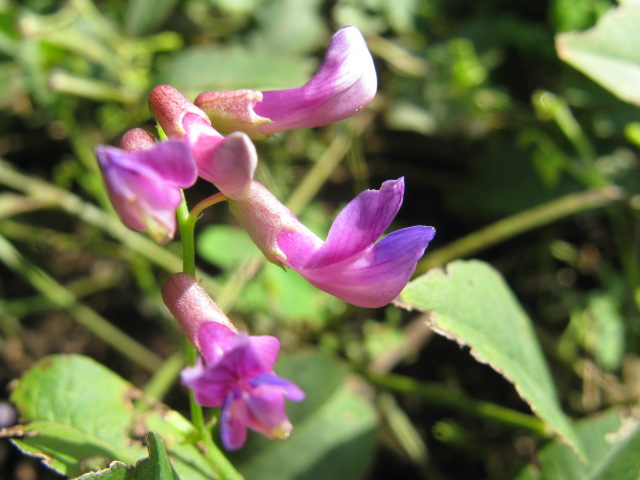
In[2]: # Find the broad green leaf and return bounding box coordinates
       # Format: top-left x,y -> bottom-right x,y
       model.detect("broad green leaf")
125,0 -> 179,36
514,408 -> 640,480
10,355 -> 143,475
3,355 -> 212,479
397,260 -> 584,456
253,0 -> 326,55
556,6 -> 640,105
197,225 -> 259,270
229,353 -> 378,480
155,46 -> 314,98
258,267 -> 337,326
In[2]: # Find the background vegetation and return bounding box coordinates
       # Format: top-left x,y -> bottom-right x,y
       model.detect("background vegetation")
0,0 -> 638,478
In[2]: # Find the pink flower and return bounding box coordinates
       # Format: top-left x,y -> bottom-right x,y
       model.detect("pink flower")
228,178 -> 435,308
149,85 -> 257,199
194,25 -> 377,140
95,129 -> 197,244
162,273 -> 304,450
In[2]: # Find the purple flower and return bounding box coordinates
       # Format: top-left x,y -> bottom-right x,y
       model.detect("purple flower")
194,25 -> 377,140
228,178 -> 435,308
95,129 -> 197,244
149,85 -> 257,199
162,273 -> 304,450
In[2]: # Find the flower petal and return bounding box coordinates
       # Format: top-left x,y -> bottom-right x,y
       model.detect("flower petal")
131,140 -> 198,188
95,145 -> 187,244
220,394 -> 249,450
201,132 -> 258,200
182,363 -> 235,407
245,335 -> 281,371
256,25 -> 377,134
251,373 -> 306,402
312,178 -> 405,267
195,25 -> 376,138
218,334 -> 280,379
244,387 -> 292,440
197,322 -> 240,364
295,225 -> 436,307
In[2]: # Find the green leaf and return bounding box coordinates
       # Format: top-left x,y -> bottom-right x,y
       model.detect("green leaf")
134,432 -> 178,480
125,0 -> 180,37
75,462 -> 132,480
155,46 -> 314,99
228,353 -> 378,480
75,432 -> 178,480
397,260 -> 584,456
252,0 -> 326,55
3,355 -> 212,479
556,5 -> 640,105
9,355 -> 144,475
197,225 -> 259,270
514,408 -> 640,480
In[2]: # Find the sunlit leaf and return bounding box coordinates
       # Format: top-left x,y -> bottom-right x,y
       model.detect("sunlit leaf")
3,355 -> 211,479
514,408 -> 640,480
556,6 -> 640,105
397,260 -> 584,456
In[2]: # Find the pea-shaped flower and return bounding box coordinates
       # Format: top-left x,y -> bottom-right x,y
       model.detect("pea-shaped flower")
149,85 -> 257,200
195,25 -> 377,140
162,273 -> 304,450
95,129 -> 197,244
228,178 -> 435,308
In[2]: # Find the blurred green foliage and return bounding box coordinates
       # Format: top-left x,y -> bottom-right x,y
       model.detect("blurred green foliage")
0,0 -> 639,478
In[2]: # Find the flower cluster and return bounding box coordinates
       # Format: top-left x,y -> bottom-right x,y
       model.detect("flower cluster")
94,25 -> 435,449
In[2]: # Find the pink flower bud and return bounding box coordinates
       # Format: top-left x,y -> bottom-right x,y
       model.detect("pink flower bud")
95,133 -> 197,244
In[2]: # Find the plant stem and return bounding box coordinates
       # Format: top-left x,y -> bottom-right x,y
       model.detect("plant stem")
176,196 -> 244,480
365,371 -> 550,436
177,198 -> 197,277
190,192 -> 228,221
416,186 -> 625,274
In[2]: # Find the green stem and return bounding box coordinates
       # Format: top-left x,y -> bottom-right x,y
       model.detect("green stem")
176,195 -> 244,480
416,186 -> 625,274
366,371 -> 550,436
535,91 -> 604,187
49,70 -> 137,104
177,198 -> 197,277
190,192 -> 229,221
